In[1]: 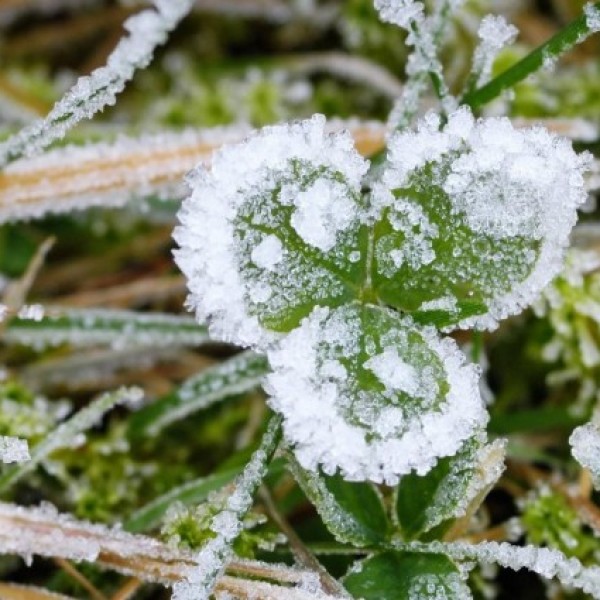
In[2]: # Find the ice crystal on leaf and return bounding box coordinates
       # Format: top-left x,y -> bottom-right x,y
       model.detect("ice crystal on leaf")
176,109 -> 589,483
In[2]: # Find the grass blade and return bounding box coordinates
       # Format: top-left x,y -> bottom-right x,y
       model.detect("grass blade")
463,3 -> 600,109
127,351 -> 269,438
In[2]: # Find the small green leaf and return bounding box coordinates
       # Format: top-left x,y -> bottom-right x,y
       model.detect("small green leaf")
373,168 -> 539,328
372,109 -> 587,331
289,456 -> 389,546
174,116 -> 370,348
395,437 -> 506,540
343,551 -> 472,599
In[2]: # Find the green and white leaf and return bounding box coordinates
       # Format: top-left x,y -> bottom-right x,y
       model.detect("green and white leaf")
174,115 -> 369,349
3,307 -> 209,350
395,435 -> 506,540
343,551 -> 472,600
127,350 -> 268,438
288,455 -> 389,546
374,108 -> 589,330
267,303 -> 486,484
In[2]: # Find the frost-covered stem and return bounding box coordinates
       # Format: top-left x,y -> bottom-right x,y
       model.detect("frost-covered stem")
463,2 -> 600,110
173,415 -> 282,600
0,0 -> 194,168
0,387 -> 143,493
391,540 -> 600,599
387,0 -> 457,130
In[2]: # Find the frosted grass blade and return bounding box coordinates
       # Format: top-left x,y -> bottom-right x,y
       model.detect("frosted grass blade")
3,307 -> 209,350
0,0 -> 195,168
128,351 -> 269,438
0,387 -> 143,493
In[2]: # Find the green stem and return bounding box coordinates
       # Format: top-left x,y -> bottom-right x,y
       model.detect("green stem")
463,3 -> 600,110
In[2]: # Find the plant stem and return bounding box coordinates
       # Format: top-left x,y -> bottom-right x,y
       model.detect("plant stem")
259,486 -> 351,598
463,3 -> 600,110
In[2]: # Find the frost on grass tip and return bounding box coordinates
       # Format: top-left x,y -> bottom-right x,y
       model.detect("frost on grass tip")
174,115 -> 369,349
266,303 -> 486,484
375,107 -> 591,330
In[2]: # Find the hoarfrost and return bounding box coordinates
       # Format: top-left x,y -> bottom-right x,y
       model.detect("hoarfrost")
365,346 -> 420,396
4,307 -> 209,351
0,0 -> 194,167
374,0 -> 424,29
16,304 -> 44,322
427,540 -> 600,599
251,235 -> 284,271
570,421 -> 600,489
472,16 -> 518,87
172,416 -> 280,600
585,3 -> 600,33
0,436 -> 30,464
174,115 -> 368,349
266,304 -> 487,484
0,387 -> 143,492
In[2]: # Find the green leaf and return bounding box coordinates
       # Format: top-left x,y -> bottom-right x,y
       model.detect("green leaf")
343,551 -> 472,599
395,437 -> 506,541
127,350 -> 268,439
372,109 -> 587,331
269,303 -> 484,484
124,468 -> 241,533
288,456 -> 388,546
372,165 -> 538,328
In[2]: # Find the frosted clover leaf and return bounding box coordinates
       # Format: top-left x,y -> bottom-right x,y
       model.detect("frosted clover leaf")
375,108 -> 590,330
175,110 -> 589,483
174,115 -> 368,349
266,303 -> 485,484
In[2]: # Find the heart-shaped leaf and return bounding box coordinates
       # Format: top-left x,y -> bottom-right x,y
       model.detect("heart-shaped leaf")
174,115 -> 369,349
372,108 -> 589,331
266,302 -> 487,484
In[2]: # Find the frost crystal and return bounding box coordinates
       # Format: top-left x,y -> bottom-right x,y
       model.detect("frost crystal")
585,3 -> 600,33
570,421 -> 600,489
473,15 -> 518,87
380,107 -> 591,331
0,436 -> 30,464
266,304 -> 487,484
174,115 -> 368,349
374,0 -> 424,28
